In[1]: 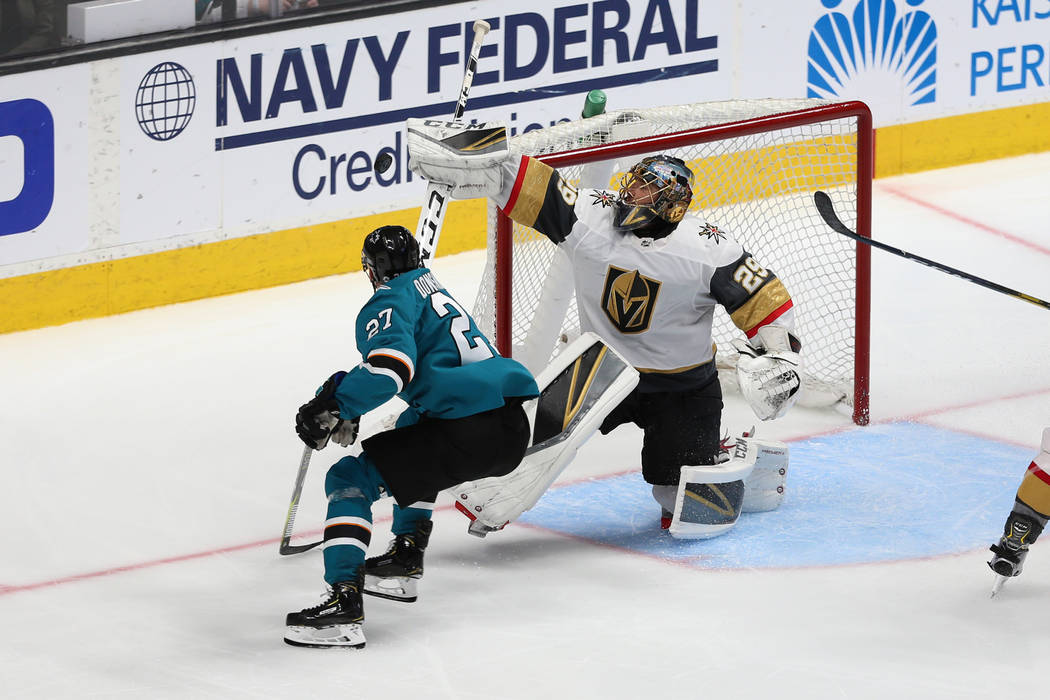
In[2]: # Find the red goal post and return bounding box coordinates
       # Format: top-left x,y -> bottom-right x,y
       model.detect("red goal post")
472,99 -> 873,425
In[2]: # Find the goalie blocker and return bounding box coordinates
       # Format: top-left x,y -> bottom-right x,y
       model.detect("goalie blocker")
451,332 -> 639,536
669,436 -> 789,539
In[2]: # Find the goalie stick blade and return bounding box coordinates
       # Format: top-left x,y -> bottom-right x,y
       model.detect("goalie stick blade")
279,540 -> 323,556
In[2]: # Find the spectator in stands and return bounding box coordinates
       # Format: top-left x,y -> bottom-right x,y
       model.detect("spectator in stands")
283,0 -> 355,10
196,0 -> 269,23
0,0 -> 57,57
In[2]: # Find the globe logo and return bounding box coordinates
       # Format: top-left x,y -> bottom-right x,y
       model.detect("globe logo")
135,62 -> 196,141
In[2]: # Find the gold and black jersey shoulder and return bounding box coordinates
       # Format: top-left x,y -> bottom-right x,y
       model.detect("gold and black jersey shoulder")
503,156 -> 578,243
710,250 -> 793,337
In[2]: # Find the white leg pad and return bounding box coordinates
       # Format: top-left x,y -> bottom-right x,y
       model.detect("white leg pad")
670,439 -> 768,539
739,437 -> 790,513
452,332 -> 639,535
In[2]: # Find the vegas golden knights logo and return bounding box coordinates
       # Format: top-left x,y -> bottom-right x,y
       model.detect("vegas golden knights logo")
601,266 -> 661,333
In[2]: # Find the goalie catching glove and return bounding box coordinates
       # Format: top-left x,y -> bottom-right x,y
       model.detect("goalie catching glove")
295,371 -> 360,450
732,326 -> 802,421
405,118 -> 509,198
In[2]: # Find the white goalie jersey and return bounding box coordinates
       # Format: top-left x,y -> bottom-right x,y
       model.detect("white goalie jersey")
494,155 -> 799,390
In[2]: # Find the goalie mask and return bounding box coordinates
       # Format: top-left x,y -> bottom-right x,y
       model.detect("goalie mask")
613,155 -> 694,236
362,225 -> 421,289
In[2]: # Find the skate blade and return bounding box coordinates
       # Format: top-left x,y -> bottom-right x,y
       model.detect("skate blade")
363,574 -> 418,602
990,574 -> 1008,599
284,623 -> 365,649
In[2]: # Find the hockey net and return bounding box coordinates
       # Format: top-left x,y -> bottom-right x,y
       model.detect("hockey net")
472,99 -> 872,425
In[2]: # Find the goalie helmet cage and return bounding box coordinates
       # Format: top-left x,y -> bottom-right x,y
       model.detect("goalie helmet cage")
473,99 -> 872,426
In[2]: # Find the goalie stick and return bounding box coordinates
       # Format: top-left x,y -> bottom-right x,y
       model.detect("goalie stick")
279,21 -> 492,556
279,446 -> 322,555
814,190 -> 1050,311
415,19 -> 491,264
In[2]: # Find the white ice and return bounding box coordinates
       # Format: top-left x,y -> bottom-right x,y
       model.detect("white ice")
1,153 -> 1049,699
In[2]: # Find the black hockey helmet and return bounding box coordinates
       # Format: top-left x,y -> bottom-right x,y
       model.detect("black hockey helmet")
361,225 -> 421,289
613,155 -> 694,236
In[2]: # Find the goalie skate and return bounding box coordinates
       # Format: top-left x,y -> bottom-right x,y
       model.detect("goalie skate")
453,332 -> 639,535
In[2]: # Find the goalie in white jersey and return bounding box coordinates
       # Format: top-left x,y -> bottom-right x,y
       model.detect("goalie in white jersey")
408,119 -> 802,531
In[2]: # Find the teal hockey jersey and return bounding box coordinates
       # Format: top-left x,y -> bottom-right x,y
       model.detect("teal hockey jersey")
333,268 -> 538,420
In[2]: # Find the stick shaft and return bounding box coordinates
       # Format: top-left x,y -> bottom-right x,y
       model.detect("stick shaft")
416,20 -> 491,264
813,191 -> 1050,311
279,446 -> 322,555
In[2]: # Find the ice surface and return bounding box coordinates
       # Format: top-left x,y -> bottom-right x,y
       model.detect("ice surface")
1,154 -> 1049,699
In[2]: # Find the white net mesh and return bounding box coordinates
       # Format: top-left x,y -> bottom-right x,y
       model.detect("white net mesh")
473,99 -> 867,410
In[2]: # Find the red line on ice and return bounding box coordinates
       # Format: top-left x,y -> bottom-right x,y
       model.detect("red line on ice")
0,535 -> 290,596
6,386 -> 1049,596
881,184 -> 1050,257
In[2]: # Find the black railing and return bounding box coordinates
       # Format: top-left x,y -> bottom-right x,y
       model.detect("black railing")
0,0 -> 465,76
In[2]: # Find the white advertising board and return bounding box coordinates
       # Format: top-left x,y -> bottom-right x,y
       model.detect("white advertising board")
738,0 -> 1050,125
120,0 -> 732,242
2,0 -> 1048,274
0,65 -> 90,266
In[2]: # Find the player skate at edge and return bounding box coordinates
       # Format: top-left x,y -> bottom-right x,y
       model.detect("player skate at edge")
406,117 -> 802,539
989,427 -> 1050,596
284,225 -> 538,649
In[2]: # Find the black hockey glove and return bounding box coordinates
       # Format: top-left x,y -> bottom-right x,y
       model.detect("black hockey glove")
295,371 -> 357,450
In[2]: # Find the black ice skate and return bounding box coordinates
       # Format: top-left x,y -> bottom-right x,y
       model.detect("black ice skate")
284,578 -> 365,649
988,512 -> 1041,597
364,520 -> 432,602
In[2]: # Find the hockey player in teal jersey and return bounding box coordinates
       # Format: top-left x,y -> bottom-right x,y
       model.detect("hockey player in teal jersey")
284,225 -> 538,649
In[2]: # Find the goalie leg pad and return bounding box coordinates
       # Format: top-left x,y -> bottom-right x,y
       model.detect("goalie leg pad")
740,438 -> 789,513
452,333 -> 639,534
669,443 -> 758,540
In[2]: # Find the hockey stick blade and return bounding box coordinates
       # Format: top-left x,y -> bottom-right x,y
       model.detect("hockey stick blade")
279,446 -> 322,556
279,539 -> 322,555
813,191 -> 1050,311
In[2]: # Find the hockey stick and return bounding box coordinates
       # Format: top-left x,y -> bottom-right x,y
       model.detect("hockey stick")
813,191 -> 1050,311
279,445 -> 322,555
415,19 -> 491,265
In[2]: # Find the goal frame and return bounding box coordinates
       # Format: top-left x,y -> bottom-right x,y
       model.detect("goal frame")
491,101 -> 873,425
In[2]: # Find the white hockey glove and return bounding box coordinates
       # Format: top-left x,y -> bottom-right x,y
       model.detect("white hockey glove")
732,326 -> 801,421
406,118 -> 509,198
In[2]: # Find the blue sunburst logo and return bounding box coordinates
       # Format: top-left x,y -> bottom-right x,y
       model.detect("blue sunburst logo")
807,0 -> 937,106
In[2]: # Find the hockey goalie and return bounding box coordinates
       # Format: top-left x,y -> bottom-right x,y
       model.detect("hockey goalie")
410,117 -> 803,540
